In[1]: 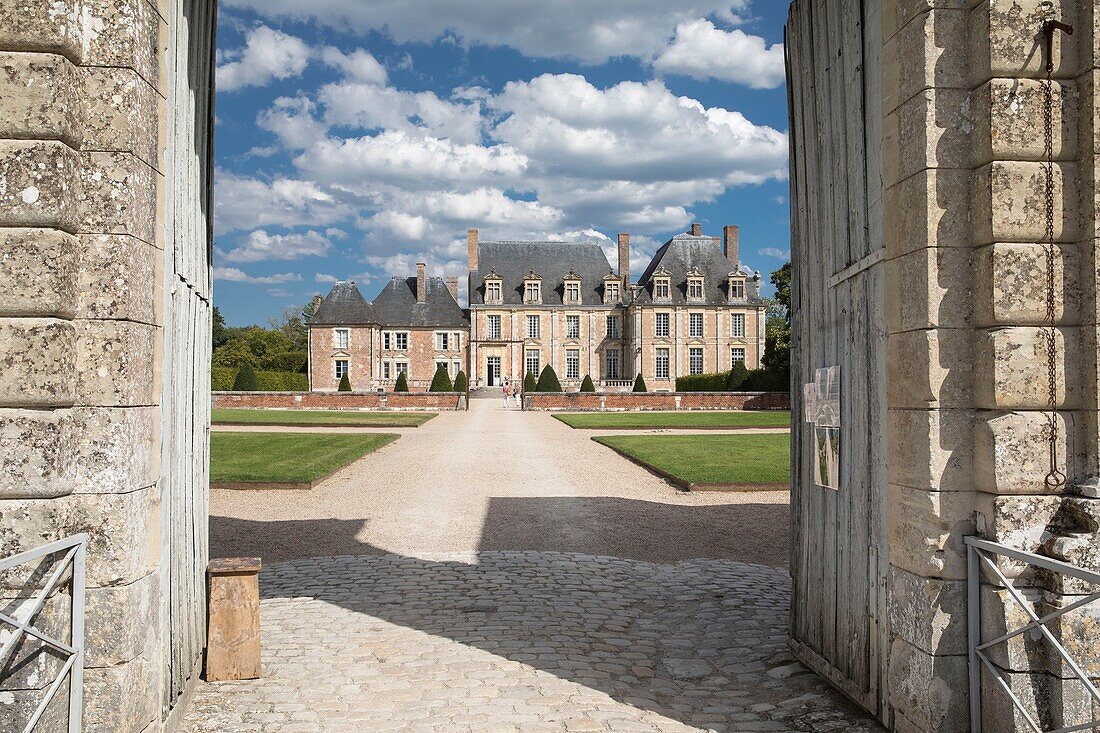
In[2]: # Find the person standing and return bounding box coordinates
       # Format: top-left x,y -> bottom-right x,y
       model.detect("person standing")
502,380 -> 511,408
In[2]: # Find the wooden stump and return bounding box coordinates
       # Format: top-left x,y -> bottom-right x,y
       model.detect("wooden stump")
205,557 -> 262,682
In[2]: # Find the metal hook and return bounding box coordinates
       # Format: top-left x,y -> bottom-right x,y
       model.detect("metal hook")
1041,19 -> 1074,73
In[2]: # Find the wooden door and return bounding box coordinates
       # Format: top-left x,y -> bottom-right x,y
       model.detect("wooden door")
785,0 -> 889,723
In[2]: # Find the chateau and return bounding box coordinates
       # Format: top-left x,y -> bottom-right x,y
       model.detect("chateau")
307,223 -> 767,391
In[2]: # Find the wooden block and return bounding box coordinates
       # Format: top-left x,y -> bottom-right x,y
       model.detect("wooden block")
205,557 -> 261,682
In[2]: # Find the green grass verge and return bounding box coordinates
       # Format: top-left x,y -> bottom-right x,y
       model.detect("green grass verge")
593,433 -> 790,486
210,432 -> 399,483
554,411 -> 791,430
212,408 -> 435,427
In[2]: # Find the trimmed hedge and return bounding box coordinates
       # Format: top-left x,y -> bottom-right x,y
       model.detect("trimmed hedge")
212,367 -> 236,391
632,374 -> 648,393
429,364 -> 454,392
676,372 -> 728,392
535,365 -> 563,392
394,372 -> 409,393
337,373 -> 352,392
579,375 -> 596,393
453,370 -> 468,393
523,372 -> 537,394
262,350 -> 308,373
213,368 -> 308,392
676,365 -> 785,393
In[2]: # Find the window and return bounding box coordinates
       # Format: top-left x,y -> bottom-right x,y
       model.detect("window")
451,361 -> 461,377
526,314 -> 540,339
436,332 -> 450,351
382,332 -> 390,350
606,350 -> 620,379
655,312 -> 670,338
605,281 -> 620,303
689,313 -> 703,338
335,360 -> 349,379
486,280 -> 502,301
729,278 -> 745,300
395,332 -> 408,350
525,349 -> 540,376
606,315 -> 620,339
654,278 -> 670,300
487,314 -> 502,340
566,314 -> 580,339
452,333 -> 460,350
688,278 -> 704,299
655,348 -> 670,380
383,362 -> 391,380
566,349 -> 580,379
525,281 -> 541,303
334,328 -> 349,349
731,313 -> 745,338
689,347 -> 704,375
394,362 -> 408,376
731,347 -> 746,365
565,281 -> 581,303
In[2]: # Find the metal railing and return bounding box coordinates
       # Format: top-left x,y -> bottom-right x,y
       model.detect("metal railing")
0,534 -> 86,733
966,536 -> 1100,733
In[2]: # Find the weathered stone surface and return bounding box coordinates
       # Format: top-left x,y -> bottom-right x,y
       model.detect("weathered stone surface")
889,484 -> 976,579
79,152 -> 157,244
974,493 -> 1066,580
0,408 -> 76,499
885,246 -> 972,332
972,161 -> 1079,244
71,406 -> 159,494
0,51 -> 82,147
75,320 -> 158,406
1041,495 -> 1100,586
76,234 -> 158,323
885,87 -> 974,185
981,666 -> 1098,732
974,410 -> 1080,495
883,8 -> 969,115
84,646 -> 158,732
83,66 -> 159,170
0,228 -> 78,318
0,588 -> 73,691
974,326 -> 1079,409
972,243 -> 1078,327
79,0 -> 163,92
887,637 -> 969,732
970,0 -> 1079,82
972,78 -> 1078,166
0,319 -> 77,407
886,328 -> 973,407
0,686 -> 69,732
85,570 -> 158,667
885,168 -> 971,257
0,140 -> 81,232
0,0 -> 86,61
888,407 -> 974,492
889,567 -> 968,656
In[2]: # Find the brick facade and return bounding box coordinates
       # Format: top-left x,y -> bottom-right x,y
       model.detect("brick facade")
309,325 -> 374,391
524,392 -> 790,411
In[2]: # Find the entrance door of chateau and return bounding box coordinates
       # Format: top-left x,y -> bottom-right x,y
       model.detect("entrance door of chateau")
486,357 -> 501,386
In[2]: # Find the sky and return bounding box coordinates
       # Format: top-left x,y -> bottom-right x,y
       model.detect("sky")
212,0 -> 792,326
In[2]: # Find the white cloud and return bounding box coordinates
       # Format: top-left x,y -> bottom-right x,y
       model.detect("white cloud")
315,273 -> 339,284
216,25 -> 311,92
759,247 -> 787,259
214,169 -> 353,234
257,96 -> 328,150
319,82 -> 484,145
653,19 -> 785,89
319,47 -> 388,84
214,267 -> 303,284
219,229 -> 333,263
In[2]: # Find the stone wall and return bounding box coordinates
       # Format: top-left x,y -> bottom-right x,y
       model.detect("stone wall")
523,392 -> 790,411
214,392 -> 466,411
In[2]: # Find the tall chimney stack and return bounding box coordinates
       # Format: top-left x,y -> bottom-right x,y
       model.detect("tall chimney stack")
617,233 -> 630,287
690,222 -> 702,236
416,262 -> 427,303
723,225 -> 740,267
445,276 -> 458,300
467,228 -> 479,271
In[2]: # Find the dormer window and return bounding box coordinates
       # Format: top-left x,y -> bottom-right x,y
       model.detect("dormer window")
654,278 -> 671,300
603,274 -> 621,304
523,269 -> 542,304
688,277 -> 704,300
728,275 -> 746,301
563,270 -> 582,304
484,268 -> 503,303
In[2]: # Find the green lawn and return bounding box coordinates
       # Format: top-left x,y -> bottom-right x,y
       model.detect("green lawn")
593,433 -> 790,486
555,411 -> 791,430
212,408 -> 435,428
210,432 -> 399,483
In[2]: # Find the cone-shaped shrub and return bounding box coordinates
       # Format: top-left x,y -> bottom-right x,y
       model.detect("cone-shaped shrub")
453,370 -> 468,393
632,374 -> 648,393
233,362 -> 257,391
394,372 -> 409,392
579,374 -> 596,393
523,371 -> 537,394
337,373 -> 352,392
725,361 -> 750,391
535,364 -> 563,392
429,364 -> 453,392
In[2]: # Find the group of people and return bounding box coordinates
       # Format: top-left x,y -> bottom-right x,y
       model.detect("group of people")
501,379 -> 523,408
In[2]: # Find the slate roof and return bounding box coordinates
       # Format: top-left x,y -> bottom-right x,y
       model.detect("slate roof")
633,233 -> 764,306
308,281 -> 376,325
469,241 -> 618,306
371,276 -> 469,329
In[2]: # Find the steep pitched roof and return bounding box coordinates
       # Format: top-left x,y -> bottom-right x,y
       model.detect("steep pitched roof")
308,281 -> 376,325
634,233 -> 763,306
371,276 -> 469,329
469,241 -> 617,306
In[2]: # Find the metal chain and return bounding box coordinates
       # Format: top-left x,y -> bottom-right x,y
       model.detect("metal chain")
1042,36 -> 1066,489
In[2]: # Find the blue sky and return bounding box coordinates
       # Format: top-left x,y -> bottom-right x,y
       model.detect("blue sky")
213,0 -> 792,325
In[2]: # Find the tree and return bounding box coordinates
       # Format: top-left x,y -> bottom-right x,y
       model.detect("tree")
212,306 -> 229,350
523,372 -> 537,394
211,340 -> 258,369
394,372 -> 409,393
453,370 -> 468,393
579,374 -> 595,393
337,373 -> 352,392
725,361 -> 750,391
535,365 -> 563,392
632,374 -> 647,393
429,364 -> 454,392
244,326 -> 294,363
771,261 -> 792,324
268,305 -> 309,351
232,362 -> 257,391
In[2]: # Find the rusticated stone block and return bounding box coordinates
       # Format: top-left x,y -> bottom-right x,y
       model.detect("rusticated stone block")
0,51 -> 82,147
0,140 -> 81,232
974,410 -> 1081,495
886,328 -> 973,408
970,0 -> 1079,83
888,636 -> 970,732
885,246 -> 972,332
0,319 -> 77,407
0,408 -> 76,499
83,66 -> 159,170
77,234 -> 158,323
85,570 -> 158,667
0,686 -> 69,732
973,243 -> 1078,327
974,326 -> 1079,409
972,161 -> 1078,244
79,152 -> 157,244
889,566 -> 968,656
1041,496 -> 1100,589
0,589 -> 72,691
0,0 -> 86,62
83,647 -> 157,732
888,408 -> 973,491
884,168 -> 970,257
889,483 -> 976,579
70,406 -> 160,494
75,320 -> 158,406
972,78 -> 1077,166
885,87 -> 974,186
883,7 -> 969,114
0,228 -> 78,318
77,0 -> 163,93
974,493 -> 1066,581
981,666 -> 1098,732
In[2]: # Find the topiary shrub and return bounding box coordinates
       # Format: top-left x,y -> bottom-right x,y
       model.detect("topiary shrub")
579,374 -> 596,393
453,370 -> 468,393
725,361 -> 750,391
394,372 -> 409,393
632,374 -> 648,393
338,373 -> 352,392
429,364 -> 453,392
523,371 -> 537,394
211,367 -> 236,391
233,362 -> 258,391
535,364 -> 563,392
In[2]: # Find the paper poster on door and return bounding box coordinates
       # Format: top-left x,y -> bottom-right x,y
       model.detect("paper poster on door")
804,366 -> 840,490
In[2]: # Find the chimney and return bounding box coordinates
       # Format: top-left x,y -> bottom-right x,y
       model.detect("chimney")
416,262 -> 427,303
467,228 -> 479,271
723,225 -> 740,267
310,294 -> 323,312
617,233 -> 630,286
690,222 -> 702,236
445,276 -> 458,300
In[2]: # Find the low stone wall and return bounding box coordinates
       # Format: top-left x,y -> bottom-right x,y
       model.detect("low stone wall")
212,392 -> 465,411
524,392 -> 789,411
